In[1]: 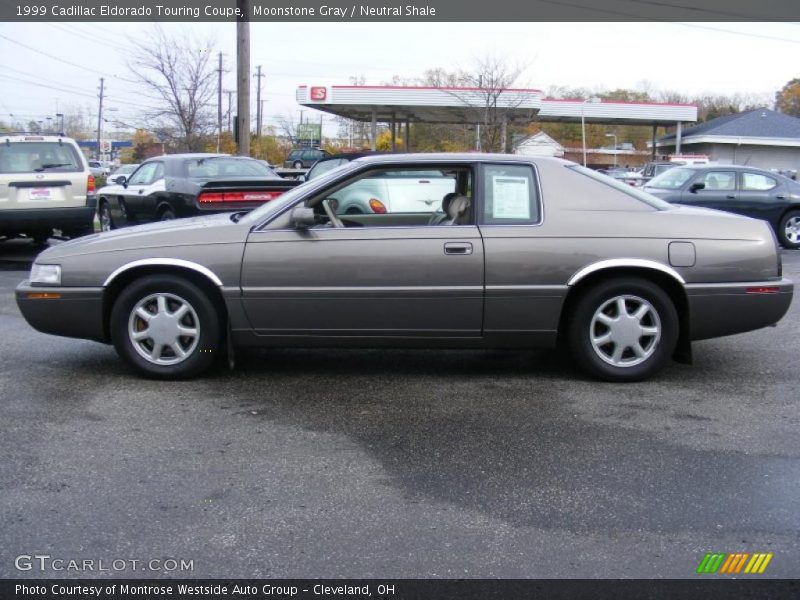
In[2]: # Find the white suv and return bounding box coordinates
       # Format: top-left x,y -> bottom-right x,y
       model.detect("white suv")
0,133 -> 97,242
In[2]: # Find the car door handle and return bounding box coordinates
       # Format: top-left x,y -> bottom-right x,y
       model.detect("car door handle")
444,242 -> 473,255
726,195 -> 736,199
138,189 -> 145,194
776,195 -> 786,200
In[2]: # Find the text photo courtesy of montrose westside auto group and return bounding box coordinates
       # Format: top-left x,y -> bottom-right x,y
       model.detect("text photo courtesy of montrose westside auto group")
1,1 -> 800,598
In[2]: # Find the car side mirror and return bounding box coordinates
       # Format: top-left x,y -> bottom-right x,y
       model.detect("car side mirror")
290,206 -> 316,229
113,175 -> 127,185
690,182 -> 705,193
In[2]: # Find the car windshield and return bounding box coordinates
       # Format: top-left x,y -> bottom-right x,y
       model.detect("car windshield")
647,167 -> 695,189
185,157 -> 277,179
567,164 -> 673,209
239,160 -> 362,225
0,142 -> 83,174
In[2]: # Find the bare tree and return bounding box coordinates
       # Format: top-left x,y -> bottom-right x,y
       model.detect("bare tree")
128,27 -> 217,151
448,54 -> 532,152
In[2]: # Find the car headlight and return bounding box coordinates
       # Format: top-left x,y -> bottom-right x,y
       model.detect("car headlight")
30,263 -> 62,286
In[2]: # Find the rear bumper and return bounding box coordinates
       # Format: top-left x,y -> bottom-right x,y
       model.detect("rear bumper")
0,197 -> 97,233
15,280 -> 107,343
686,278 -> 793,340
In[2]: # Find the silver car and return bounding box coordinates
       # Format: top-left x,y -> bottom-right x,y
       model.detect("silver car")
16,154 -> 793,381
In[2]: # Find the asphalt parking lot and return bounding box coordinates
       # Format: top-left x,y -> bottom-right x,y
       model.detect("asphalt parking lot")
1,238 -> 798,579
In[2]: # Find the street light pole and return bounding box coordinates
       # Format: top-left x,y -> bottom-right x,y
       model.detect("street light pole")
605,133 -> 618,167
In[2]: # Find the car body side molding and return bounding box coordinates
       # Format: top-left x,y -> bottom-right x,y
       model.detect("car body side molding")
103,258 -> 224,287
567,258 -> 686,286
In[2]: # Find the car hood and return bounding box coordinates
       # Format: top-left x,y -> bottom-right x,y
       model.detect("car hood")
37,212 -> 249,260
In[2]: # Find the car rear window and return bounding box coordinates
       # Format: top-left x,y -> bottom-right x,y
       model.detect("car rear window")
0,142 -> 83,174
185,157 -> 276,179
568,164 -> 672,209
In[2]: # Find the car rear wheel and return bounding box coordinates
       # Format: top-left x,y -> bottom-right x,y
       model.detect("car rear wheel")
567,278 -> 678,382
98,202 -> 114,231
292,160 -> 303,169
778,210 -> 800,249
110,275 -> 221,379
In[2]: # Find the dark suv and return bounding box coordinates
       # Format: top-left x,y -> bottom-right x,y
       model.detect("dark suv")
283,148 -> 330,169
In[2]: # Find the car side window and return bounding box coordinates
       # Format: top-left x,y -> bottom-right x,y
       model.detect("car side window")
699,171 -> 736,191
126,163 -> 158,186
741,172 -> 777,191
481,164 -> 540,225
314,165 -> 467,226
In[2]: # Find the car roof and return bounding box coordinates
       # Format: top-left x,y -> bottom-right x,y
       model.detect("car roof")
2,133 -> 77,143
350,152 -> 570,165
143,153 -> 234,163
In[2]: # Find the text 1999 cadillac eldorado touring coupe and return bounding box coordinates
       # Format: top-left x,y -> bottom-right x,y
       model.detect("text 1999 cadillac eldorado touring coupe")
16,154 -> 793,381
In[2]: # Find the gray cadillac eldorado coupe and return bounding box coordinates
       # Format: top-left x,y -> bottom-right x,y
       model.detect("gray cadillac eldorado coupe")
16,154 -> 793,382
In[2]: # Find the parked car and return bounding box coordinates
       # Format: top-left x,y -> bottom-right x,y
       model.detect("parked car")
17,154 -> 792,382
88,160 -> 108,177
95,153 -> 301,231
108,163 -> 139,184
283,148 -> 330,169
643,165 -> 800,249
0,133 -> 96,243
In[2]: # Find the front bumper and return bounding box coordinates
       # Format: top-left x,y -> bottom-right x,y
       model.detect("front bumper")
686,278 -> 794,340
0,197 -> 97,234
16,280 -> 107,343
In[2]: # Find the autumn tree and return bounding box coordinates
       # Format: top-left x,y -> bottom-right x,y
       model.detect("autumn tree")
775,79 -> 800,117
128,27 -> 217,152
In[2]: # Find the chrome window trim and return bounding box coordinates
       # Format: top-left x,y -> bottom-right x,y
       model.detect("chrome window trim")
103,259 -> 224,287
255,159 -> 484,231
567,259 -> 686,286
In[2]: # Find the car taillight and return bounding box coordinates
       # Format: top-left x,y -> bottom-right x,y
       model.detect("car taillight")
368,198 -> 387,214
198,190 -> 284,203
745,287 -> 780,294
87,174 -> 96,194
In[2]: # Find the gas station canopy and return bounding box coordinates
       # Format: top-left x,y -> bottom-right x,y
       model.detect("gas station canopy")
296,84 -> 698,154
297,85 -> 697,126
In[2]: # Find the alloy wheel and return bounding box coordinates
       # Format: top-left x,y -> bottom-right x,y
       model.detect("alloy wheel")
128,293 -> 200,366
589,295 -> 661,367
785,216 -> 800,244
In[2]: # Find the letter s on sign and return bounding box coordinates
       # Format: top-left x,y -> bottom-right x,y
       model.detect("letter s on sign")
310,87 -> 327,101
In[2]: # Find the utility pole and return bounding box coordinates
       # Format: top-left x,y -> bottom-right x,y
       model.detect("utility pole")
260,99 -> 265,137
225,91 -> 234,131
299,109 -> 305,125
216,52 -> 223,152
254,65 -> 264,138
236,0 -> 250,156
96,77 -> 104,160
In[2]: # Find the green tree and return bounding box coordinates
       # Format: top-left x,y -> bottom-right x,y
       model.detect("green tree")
775,79 -> 800,117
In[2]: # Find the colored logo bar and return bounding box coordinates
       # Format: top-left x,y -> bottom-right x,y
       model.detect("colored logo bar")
696,552 -> 773,574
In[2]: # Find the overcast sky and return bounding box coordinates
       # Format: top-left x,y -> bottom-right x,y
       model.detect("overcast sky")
1,21 -> 798,136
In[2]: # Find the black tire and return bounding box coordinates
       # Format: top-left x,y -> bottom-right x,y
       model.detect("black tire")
64,223 -> 95,238
292,160 -> 303,169
777,210 -> 800,249
110,275 -> 221,379
31,233 -> 50,246
98,201 -> 114,232
159,207 -> 176,221
567,277 -> 678,382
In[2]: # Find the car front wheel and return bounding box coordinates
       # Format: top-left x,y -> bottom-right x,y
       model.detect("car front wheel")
778,210 -> 800,249
110,275 -> 221,379
292,160 -> 303,169
567,278 -> 678,382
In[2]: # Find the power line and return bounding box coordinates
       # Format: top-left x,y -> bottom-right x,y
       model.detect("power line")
0,33 -> 140,83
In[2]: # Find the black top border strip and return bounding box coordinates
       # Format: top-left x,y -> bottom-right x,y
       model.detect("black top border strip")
2,0 -> 800,22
